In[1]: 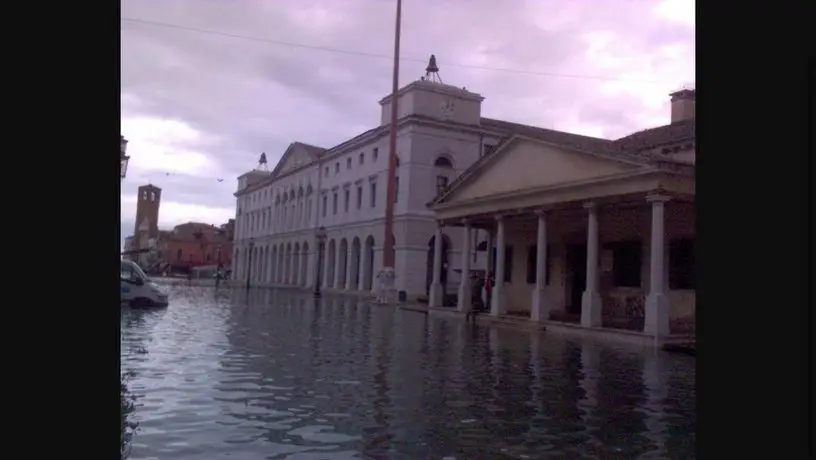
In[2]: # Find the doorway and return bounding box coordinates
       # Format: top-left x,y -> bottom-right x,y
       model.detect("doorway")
566,244 -> 587,315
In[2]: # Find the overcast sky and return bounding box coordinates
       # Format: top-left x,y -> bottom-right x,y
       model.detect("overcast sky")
120,0 -> 694,243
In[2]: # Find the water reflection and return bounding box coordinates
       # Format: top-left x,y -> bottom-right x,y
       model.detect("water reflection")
121,287 -> 696,459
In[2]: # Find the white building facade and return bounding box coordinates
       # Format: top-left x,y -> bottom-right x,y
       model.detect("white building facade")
232,75 -> 532,300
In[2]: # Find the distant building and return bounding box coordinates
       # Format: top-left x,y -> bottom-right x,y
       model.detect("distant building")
155,221 -> 234,274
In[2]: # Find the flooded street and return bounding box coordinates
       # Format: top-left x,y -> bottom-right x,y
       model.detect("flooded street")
121,286 -> 696,459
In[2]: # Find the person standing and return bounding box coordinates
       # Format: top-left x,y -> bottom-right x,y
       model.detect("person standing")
484,271 -> 495,311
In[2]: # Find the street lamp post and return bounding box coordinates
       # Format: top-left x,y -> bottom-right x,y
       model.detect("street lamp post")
245,239 -> 255,289
120,136 -> 130,180
313,227 -> 326,297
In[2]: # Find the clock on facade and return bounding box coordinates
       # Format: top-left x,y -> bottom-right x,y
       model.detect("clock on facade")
439,99 -> 455,120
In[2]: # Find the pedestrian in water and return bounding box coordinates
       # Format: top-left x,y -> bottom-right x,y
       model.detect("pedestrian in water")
484,271 -> 495,312
215,263 -> 224,288
466,272 -> 484,322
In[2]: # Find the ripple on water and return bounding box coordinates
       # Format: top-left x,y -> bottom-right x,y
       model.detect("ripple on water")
122,287 -> 695,459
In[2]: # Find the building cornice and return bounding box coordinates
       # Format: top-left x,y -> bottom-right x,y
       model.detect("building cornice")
235,116 -> 511,197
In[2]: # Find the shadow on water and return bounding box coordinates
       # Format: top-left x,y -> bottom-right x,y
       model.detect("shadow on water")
120,287 -> 695,460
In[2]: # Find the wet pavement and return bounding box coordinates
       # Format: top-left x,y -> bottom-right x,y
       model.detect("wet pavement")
121,285 -> 696,460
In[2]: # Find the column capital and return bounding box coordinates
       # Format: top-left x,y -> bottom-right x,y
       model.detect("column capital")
533,208 -> 548,218
494,214 -> 505,221
646,193 -> 671,203
435,220 -> 446,228
583,201 -> 597,210
461,217 -> 471,226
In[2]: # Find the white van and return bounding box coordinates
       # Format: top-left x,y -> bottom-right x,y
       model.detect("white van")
120,259 -> 169,308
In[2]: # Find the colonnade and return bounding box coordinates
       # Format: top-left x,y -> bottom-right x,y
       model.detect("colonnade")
428,193 -> 672,337
231,235 -> 378,294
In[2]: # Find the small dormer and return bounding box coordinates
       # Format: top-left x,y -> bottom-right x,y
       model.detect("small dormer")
379,55 -> 484,126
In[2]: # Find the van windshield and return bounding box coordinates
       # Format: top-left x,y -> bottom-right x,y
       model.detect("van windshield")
121,261 -> 148,282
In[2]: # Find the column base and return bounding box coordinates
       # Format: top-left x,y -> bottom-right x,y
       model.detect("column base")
490,286 -> 506,316
428,283 -> 444,308
644,292 -> 670,336
580,291 -> 603,327
457,283 -> 471,313
530,287 -> 548,322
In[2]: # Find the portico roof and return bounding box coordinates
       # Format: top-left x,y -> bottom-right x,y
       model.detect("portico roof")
430,133 -> 694,221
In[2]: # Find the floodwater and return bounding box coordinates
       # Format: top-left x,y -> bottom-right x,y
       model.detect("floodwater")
121,285 -> 696,460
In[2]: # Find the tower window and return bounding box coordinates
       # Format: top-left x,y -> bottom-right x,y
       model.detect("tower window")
434,156 -> 453,168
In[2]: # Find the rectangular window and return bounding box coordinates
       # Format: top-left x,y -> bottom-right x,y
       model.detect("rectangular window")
324,167 -> 329,177
356,186 -> 363,209
526,245 -> 552,285
436,175 -> 449,196
608,240 -> 642,288
332,193 -> 338,215
344,189 -> 350,212
370,182 -> 377,207
394,176 -> 399,203
346,158 -> 352,169
669,238 -> 695,289
372,147 -> 379,161
491,246 -> 513,283
503,246 -> 514,282
322,195 -> 327,217
359,153 -> 365,165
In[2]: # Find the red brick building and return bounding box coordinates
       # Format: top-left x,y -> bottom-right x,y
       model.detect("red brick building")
156,220 -> 234,274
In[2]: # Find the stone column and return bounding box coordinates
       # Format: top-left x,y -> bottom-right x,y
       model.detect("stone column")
456,219 -> 472,312
490,215 -> 507,316
322,245 -> 332,289
262,248 -> 268,285
275,250 -> 283,284
581,202 -> 602,327
644,194 -> 671,337
333,244 -> 343,289
531,210 -> 549,322
429,223 -> 445,308
305,246 -> 315,289
291,250 -> 300,286
344,247 -> 355,291
356,245 -> 366,291
309,243 -> 320,290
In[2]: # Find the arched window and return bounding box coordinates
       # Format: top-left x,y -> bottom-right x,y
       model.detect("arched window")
434,156 -> 453,168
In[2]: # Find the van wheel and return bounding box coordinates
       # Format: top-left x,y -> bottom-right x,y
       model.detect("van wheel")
131,298 -> 153,308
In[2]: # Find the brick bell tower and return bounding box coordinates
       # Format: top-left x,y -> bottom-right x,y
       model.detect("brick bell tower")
134,184 -> 161,238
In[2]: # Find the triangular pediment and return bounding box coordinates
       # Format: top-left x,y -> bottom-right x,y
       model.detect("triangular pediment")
273,143 -> 319,176
441,136 -> 646,204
